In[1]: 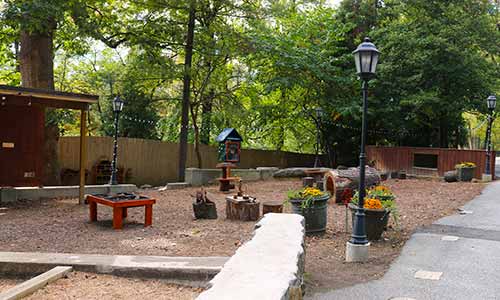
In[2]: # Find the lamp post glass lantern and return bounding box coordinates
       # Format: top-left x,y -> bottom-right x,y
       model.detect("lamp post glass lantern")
485,95 -> 496,176
109,96 -> 124,185
353,37 -> 380,80
487,95 -> 496,110
350,38 -> 380,246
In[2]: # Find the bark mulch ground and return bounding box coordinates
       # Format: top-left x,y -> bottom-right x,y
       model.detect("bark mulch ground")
0,278 -> 21,293
22,272 -> 202,300
0,178 -> 485,297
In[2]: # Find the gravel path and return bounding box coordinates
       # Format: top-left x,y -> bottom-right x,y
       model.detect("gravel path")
0,178 -> 485,295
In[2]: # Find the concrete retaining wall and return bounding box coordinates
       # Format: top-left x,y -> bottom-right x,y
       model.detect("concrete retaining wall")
0,184 -> 137,202
197,213 -> 306,300
186,167 -> 278,186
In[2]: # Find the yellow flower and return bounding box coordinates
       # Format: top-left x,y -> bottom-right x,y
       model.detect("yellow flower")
302,187 -> 323,197
373,185 -> 390,193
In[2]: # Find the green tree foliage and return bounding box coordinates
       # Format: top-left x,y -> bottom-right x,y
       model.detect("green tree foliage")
371,0 -> 499,148
1,0 -> 498,168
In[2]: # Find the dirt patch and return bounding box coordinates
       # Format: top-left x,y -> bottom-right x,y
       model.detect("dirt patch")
0,178 -> 485,295
24,272 -> 202,300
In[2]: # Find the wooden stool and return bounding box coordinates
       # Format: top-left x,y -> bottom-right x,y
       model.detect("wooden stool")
262,201 -> 283,215
226,196 -> 260,221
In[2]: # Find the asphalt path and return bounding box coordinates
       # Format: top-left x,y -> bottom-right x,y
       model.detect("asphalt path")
310,181 -> 500,300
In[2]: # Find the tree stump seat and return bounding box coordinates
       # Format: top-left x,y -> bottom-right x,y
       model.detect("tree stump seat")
226,196 -> 260,221
262,201 -> 283,215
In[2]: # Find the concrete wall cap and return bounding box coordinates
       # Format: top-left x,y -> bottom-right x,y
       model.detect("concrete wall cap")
197,213 -> 305,300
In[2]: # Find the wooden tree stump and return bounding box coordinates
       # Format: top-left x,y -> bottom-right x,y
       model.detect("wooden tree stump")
262,201 -> 283,215
226,197 -> 260,221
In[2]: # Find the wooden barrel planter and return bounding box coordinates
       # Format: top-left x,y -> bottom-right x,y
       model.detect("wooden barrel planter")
289,194 -> 330,233
456,167 -> 475,182
349,203 -> 390,240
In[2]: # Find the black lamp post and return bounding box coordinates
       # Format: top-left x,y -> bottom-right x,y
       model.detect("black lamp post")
350,38 -> 380,246
109,95 -> 124,185
314,107 -> 324,168
484,95 -> 496,177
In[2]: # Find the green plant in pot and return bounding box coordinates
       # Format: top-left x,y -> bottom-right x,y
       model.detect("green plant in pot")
455,162 -> 476,182
349,185 -> 398,240
286,187 -> 330,233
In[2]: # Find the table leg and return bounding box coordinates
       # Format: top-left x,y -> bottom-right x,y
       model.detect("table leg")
113,207 -> 123,229
89,201 -> 97,222
145,204 -> 153,227
122,207 -> 128,218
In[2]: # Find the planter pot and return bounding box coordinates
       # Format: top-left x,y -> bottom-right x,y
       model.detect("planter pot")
380,172 -> 388,181
456,167 -> 475,182
289,194 -> 330,233
349,203 -> 390,241
193,202 -> 218,219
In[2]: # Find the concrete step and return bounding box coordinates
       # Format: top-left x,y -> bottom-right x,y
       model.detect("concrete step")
0,252 -> 228,287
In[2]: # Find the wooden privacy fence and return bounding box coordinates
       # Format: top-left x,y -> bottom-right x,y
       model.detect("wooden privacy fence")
59,136 -> 325,186
367,146 -> 496,179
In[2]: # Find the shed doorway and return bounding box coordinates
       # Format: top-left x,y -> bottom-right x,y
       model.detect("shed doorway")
0,105 -> 44,186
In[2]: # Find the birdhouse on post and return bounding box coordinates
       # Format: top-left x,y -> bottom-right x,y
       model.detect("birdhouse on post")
216,128 -> 243,163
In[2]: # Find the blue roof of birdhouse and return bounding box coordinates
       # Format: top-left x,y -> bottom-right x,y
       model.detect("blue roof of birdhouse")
216,128 -> 243,142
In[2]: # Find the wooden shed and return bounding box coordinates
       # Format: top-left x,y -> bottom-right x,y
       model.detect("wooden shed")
0,85 -> 98,203
367,146 -> 496,179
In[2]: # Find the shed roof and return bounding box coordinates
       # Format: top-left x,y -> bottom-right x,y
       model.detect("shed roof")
216,128 -> 243,142
0,85 -> 98,110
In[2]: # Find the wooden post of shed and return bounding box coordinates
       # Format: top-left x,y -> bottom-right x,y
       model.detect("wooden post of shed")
79,108 -> 88,204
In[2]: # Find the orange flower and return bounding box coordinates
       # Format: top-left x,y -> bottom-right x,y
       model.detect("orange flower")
364,198 -> 383,210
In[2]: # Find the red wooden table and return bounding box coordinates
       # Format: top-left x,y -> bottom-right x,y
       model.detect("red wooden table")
87,195 -> 156,230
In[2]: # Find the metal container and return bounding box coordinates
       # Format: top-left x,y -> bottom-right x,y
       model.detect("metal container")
289,194 -> 330,233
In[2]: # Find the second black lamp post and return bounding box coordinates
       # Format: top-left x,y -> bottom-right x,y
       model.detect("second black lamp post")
484,95 -> 497,178
349,38 -> 380,250
109,95 -> 124,185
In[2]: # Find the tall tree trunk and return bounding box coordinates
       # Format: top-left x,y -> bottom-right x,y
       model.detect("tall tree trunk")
178,2 -> 195,181
200,89 -> 214,145
19,29 -> 61,186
